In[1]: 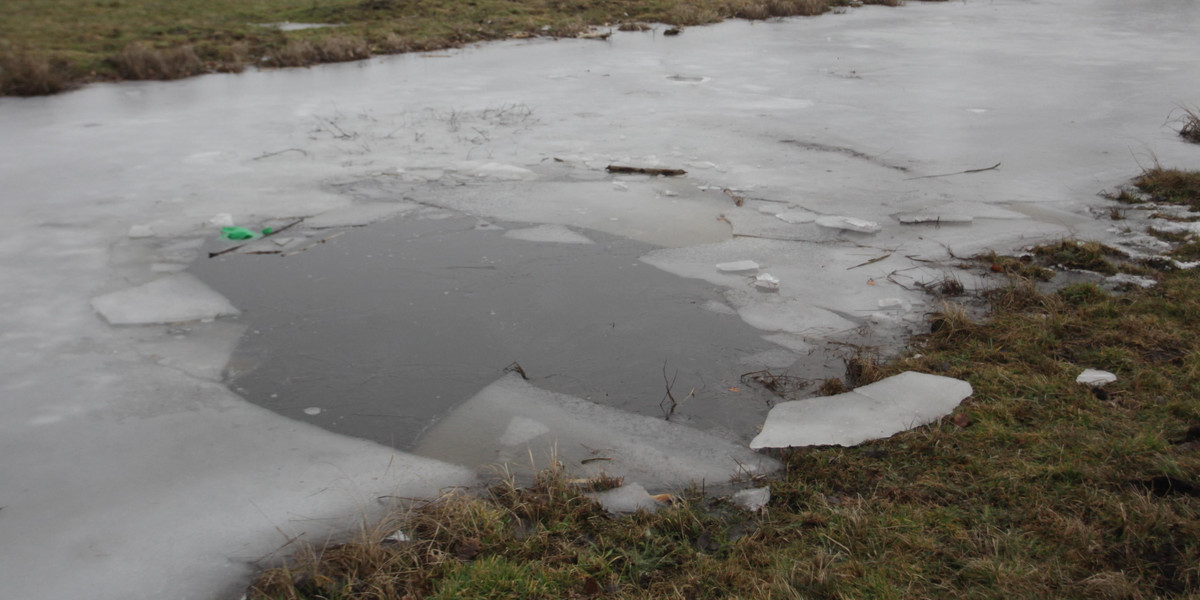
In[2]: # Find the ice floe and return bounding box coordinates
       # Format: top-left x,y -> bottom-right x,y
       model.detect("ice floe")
503,224 -> 595,244
750,372 -> 973,448
91,273 -> 240,325
415,375 -> 781,487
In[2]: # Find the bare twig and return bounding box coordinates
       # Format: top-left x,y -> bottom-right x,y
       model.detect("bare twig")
904,162 -> 1001,181
723,188 -> 745,206
503,362 -> 529,380
253,148 -> 309,161
847,253 -> 892,270
207,218 -> 304,258
660,363 -> 678,420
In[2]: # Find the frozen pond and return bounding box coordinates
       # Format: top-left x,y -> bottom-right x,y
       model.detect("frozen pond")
2,0 -> 1198,598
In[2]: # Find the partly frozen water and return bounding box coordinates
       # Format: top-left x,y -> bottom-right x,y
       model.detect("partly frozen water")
190,214 -> 791,448
2,1 -> 1198,598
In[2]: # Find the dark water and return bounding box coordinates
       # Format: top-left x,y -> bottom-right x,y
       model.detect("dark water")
191,214 -> 792,449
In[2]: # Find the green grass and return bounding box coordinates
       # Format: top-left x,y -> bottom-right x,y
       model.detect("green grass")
248,175 -> 1200,599
0,0 -> 912,96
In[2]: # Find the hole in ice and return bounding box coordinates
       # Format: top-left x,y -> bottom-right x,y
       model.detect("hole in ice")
190,213 -> 788,449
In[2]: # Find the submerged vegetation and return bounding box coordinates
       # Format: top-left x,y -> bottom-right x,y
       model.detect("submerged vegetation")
250,170 -> 1200,599
1,0 -> 918,96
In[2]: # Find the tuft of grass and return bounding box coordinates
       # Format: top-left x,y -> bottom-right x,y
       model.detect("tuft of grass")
1134,167 -> 1200,211
1030,239 -> 1127,275
111,42 -> 205,80
1171,105 -> 1200,144
0,45 -> 73,95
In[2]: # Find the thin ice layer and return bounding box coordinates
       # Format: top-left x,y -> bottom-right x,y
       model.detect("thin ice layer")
415,375 -> 781,486
91,273 -> 240,325
750,372 -> 973,448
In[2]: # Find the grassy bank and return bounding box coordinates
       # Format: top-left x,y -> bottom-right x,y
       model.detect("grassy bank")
248,170 -> 1200,599
0,0 -> 911,97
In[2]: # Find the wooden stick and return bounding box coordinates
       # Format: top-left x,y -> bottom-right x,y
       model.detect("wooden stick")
606,165 -> 687,176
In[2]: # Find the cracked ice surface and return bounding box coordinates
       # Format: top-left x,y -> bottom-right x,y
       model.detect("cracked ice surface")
1,0 -> 1198,598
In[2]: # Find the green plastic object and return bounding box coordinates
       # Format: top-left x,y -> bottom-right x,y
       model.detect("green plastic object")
220,226 -> 263,241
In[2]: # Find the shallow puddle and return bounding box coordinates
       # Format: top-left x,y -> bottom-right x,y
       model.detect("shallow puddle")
191,213 -> 793,449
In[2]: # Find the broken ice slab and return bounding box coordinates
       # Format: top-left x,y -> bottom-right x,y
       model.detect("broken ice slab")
470,162 -> 537,181
591,483 -> 664,514
775,210 -> 819,224
716,260 -> 760,273
1076,369 -> 1117,387
414,375 -> 780,487
305,202 -> 418,228
91,273 -> 240,325
503,224 -> 595,244
732,486 -> 770,512
814,215 -> 881,234
754,272 -> 780,291
749,371 -> 973,449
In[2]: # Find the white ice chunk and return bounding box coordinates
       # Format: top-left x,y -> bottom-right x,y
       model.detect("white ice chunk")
305,202 -> 418,228
208,213 -> 235,227
503,224 -> 595,244
591,483 -> 663,514
738,300 -> 857,335
472,162 -> 537,181
814,215 -> 881,234
128,224 -> 155,238
732,487 -> 770,512
776,210 -> 819,224
91,273 -> 240,325
716,260 -> 760,273
750,372 -> 973,448
304,407 -> 321,415
612,181 -> 629,191
754,273 -> 780,291
1076,369 -> 1117,387
1105,273 -> 1156,289
415,375 -> 780,486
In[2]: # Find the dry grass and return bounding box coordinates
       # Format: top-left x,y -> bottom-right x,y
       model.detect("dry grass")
1,0 -> 918,96
1171,105 -> 1200,144
1134,167 -> 1200,211
111,42 -> 206,80
0,46 -> 72,96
